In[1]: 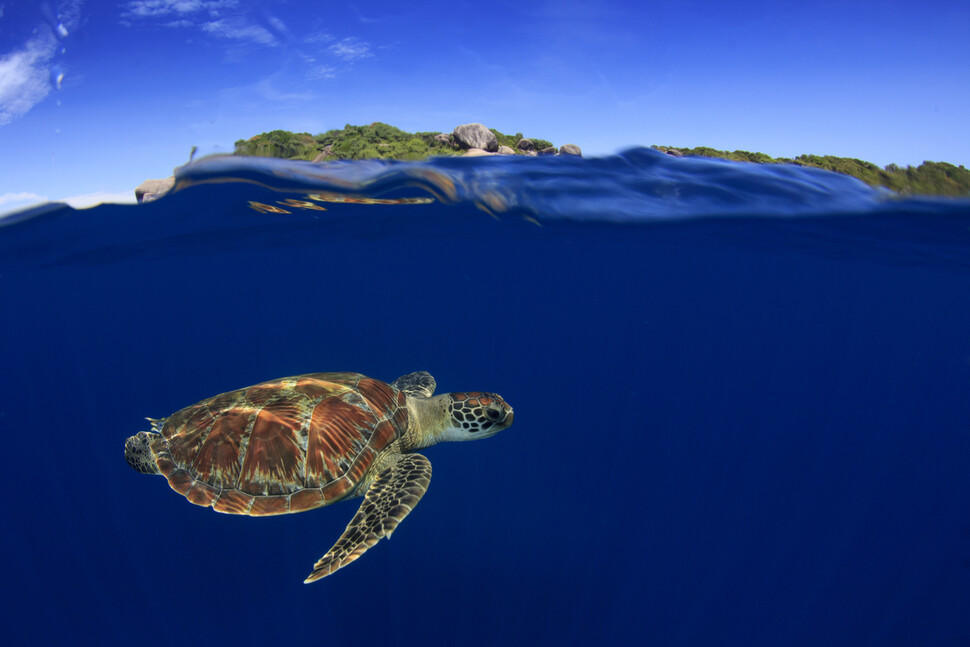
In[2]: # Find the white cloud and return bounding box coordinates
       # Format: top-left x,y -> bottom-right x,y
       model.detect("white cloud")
304,31 -> 334,44
308,65 -> 336,80
118,3 -> 376,79
0,0 -> 82,126
265,15 -> 289,38
329,38 -> 372,61
122,0 -> 237,20
122,1 -> 279,47
0,36 -> 56,126
203,18 -> 276,45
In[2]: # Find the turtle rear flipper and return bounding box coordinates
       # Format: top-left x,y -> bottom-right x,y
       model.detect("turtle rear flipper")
304,453 -> 432,582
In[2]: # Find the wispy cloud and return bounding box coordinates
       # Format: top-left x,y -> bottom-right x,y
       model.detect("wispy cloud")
298,33 -> 372,80
119,3 -> 375,76
0,0 -> 82,126
121,0 -> 238,21
304,31 -> 334,44
0,37 -> 56,126
329,37 -> 373,61
308,65 -> 337,80
202,18 -> 276,45
121,0 -> 281,47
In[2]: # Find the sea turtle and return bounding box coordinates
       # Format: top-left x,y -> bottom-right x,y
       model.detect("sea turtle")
124,371 -> 514,582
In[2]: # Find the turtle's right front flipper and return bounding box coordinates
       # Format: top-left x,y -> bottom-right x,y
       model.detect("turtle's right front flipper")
305,453 -> 432,583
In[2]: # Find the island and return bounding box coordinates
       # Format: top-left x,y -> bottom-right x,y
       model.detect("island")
134,122 -> 970,202
653,146 -> 970,197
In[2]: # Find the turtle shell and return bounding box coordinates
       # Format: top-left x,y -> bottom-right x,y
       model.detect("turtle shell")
152,372 -> 409,517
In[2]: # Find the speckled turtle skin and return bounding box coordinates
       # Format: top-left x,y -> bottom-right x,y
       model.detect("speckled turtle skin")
124,371 -> 514,582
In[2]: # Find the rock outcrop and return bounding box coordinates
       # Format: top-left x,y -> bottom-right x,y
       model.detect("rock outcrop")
497,145 -> 515,155
559,144 -> 582,157
453,123 -> 498,152
135,177 -> 175,203
516,138 -> 536,152
312,145 -> 335,162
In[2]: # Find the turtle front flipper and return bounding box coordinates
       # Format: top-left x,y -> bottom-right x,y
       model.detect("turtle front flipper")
392,371 -> 436,398
305,453 -> 432,583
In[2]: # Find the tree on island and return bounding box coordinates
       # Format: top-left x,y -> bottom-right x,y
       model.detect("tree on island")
234,122 -> 555,162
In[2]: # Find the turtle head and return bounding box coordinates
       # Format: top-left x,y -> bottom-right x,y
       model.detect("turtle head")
438,392 -> 514,442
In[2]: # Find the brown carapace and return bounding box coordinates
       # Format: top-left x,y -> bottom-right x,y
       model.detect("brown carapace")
125,371 -> 514,582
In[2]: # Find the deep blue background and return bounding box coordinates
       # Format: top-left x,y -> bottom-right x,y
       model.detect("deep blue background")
2,176 -> 969,646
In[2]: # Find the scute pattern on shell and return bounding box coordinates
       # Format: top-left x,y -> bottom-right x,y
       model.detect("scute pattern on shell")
153,373 -> 408,517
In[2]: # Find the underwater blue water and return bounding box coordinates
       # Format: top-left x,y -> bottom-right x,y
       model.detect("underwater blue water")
1,149 -> 969,646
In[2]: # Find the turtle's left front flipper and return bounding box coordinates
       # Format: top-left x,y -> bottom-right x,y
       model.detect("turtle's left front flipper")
305,454 -> 432,583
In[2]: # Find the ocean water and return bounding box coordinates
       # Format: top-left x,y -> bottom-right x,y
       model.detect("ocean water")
2,148 -> 969,646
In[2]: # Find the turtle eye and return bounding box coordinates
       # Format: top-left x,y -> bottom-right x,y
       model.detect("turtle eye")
485,405 -> 503,421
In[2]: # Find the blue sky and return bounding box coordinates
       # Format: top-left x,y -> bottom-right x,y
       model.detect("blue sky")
1,0 -> 968,211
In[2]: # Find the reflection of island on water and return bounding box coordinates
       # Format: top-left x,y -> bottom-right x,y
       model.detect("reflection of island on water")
249,192 -> 435,214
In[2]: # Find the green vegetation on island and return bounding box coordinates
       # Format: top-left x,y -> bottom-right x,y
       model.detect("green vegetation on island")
232,122 -> 969,196
234,123 -> 554,162
653,146 -> 970,197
